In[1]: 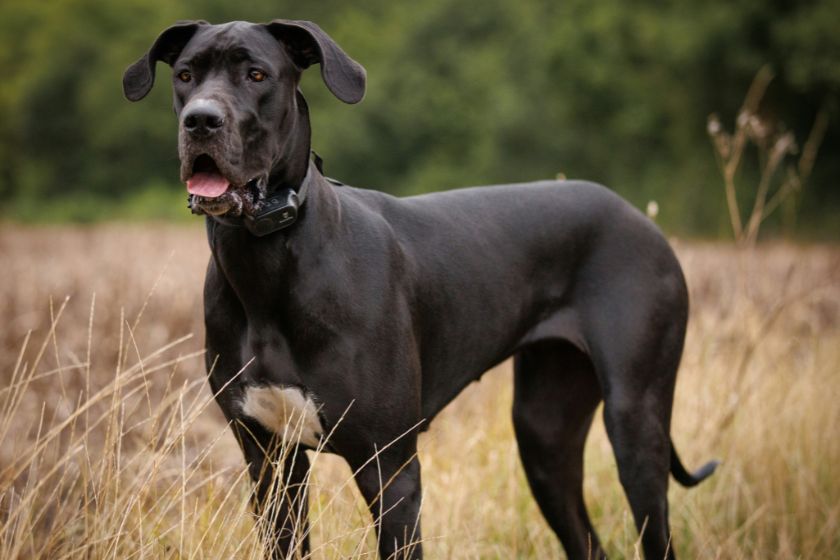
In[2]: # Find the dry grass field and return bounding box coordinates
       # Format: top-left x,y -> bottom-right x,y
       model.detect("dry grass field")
1,224 -> 838,559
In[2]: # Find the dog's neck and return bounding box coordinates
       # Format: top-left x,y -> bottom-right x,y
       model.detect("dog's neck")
205,94 -> 341,318
205,176 -> 338,318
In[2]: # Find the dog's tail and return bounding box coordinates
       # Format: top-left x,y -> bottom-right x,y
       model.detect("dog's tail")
670,439 -> 720,488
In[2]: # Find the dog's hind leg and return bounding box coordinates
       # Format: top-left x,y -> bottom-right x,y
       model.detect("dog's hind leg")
590,301 -> 686,560
600,372 -> 677,560
513,340 -> 605,560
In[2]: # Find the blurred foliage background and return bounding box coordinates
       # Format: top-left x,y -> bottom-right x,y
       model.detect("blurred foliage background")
0,0 -> 837,237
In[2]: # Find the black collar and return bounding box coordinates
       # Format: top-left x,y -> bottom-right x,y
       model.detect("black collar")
209,162 -> 314,237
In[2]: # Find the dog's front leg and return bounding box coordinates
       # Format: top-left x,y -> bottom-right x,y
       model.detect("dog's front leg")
353,454 -> 423,559
233,419 -> 311,560
204,263 -> 311,559
210,361 -> 313,560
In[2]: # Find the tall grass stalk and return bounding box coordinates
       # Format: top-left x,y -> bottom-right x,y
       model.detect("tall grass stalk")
708,66 -> 828,247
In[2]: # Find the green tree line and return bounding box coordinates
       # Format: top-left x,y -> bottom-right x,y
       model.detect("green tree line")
1,0 -> 837,236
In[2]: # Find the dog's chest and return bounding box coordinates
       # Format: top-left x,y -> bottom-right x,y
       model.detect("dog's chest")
239,385 -> 324,448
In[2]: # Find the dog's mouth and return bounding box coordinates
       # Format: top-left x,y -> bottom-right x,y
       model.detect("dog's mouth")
186,154 -> 232,199
186,154 -> 266,217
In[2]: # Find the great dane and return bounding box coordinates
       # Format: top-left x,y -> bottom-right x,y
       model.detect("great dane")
123,19 -> 718,560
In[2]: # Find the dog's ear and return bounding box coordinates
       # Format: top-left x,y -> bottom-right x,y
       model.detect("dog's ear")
264,20 -> 366,104
123,21 -> 206,102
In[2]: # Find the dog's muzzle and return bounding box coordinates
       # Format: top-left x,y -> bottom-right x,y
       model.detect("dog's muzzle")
178,99 -> 267,217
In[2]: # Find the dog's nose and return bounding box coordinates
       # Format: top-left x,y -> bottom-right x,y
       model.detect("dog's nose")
182,104 -> 225,137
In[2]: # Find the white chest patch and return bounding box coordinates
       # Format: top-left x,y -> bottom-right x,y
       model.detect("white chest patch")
239,385 -> 324,448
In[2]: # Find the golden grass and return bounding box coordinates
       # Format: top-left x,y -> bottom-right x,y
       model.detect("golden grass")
1,224 -> 838,559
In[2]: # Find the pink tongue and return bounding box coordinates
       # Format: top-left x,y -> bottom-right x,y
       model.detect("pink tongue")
187,172 -> 230,198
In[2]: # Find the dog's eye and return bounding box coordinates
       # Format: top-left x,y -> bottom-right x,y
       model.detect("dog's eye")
177,71 -> 192,83
248,70 -> 266,82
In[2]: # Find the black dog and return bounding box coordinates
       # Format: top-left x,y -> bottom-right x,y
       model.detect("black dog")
124,19 -> 717,560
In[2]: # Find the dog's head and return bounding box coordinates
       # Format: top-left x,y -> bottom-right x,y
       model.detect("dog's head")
123,20 -> 365,216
